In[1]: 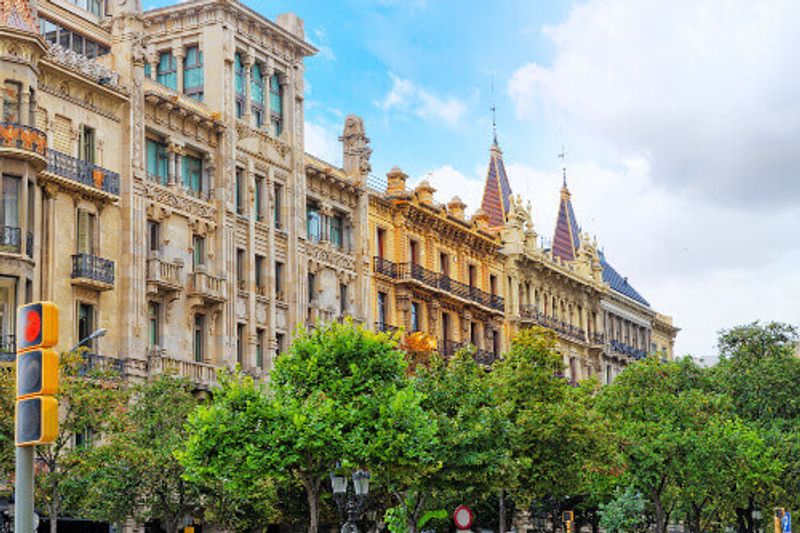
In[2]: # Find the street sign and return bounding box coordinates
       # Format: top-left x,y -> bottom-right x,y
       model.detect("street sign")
453,505 -> 474,530
782,511 -> 791,533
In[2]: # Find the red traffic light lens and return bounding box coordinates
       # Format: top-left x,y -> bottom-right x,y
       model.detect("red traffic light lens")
24,310 -> 41,344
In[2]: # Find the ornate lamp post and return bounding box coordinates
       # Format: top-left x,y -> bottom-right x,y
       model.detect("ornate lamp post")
330,467 -> 371,533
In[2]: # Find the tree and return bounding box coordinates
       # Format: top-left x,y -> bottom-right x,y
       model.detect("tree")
598,487 -> 647,533
380,349 -> 510,532
36,350 -> 129,533
490,327 -> 612,532
72,374 -> 210,533
180,322 -> 436,533
0,364 -> 16,494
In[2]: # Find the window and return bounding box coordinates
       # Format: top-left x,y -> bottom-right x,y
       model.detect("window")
182,154 -> 202,197
377,292 -> 387,328
307,273 -> 316,304
192,235 -> 205,269
439,252 -> 449,276
76,209 -> 95,255
183,46 -> 203,101
256,329 -> 265,369
569,357 -> 577,385
63,0 -> 102,16
275,261 -> 284,298
254,176 -> 264,221
3,81 -> 21,123
75,427 -> 93,449
156,52 -> 177,90
376,228 -> 386,258
145,138 -> 168,184
470,322 -> 478,346
276,332 -> 285,356
79,126 -> 95,164
251,63 -> 264,127
492,330 -> 500,356
273,183 -> 283,228
234,53 -> 245,118
605,365 -> 613,385
468,265 -> 477,288
77,302 -> 95,351
441,312 -> 450,343
144,62 -> 151,78
236,249 -> 245,290
490,274 -> 497,296
147,220 -> 160,253
411,302 -> 420,332
409,240 -> 419,265
193,314 -> 204,362
236,323 -> 245,364
0,277 -> 17,348
269,74 -> 283,136
306,204 -> 321,242
255,255 -> 265,293
1,175 -> 20,231
148,302 -> 160,348
339,283 -> 348,316
39,18 -> 109,58
330,215 -> 343,249
235,169 -> 244,215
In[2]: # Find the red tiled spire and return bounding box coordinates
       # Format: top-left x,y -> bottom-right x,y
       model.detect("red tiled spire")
552,173 -> 581,262
480,141 -> 512,229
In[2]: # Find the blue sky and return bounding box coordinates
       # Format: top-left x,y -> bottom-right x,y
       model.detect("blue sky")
144,0 -> 800,358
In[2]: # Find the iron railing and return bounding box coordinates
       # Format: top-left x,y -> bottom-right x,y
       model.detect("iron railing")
374,321 -> 400,335
80,353 -> 126,375
519,305 -> 587,343
47,149 -> 120,195
373,256 -> 397,278
0,226 -> 21,253
609,339 -> 648,360
592,332 -> 606,345
26,230 -> 33,258
0,122 -> 47,157
392,261 -> 505,311
72,253 -> 115,285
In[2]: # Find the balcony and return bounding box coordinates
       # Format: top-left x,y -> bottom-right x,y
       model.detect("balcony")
146,256 -> 183,292
80,353 -> 127,376
187,271 -> 226,304
519,305 -> 587,344
147,349 -> 218,390
46,149 -> 120,197
609,339 -> 648,360
0,334 -> 15,363
71,253 -> 115,290
0,122 -> 47,167
591,332 -> 606,345
387,260 -> 505,313
374,321 -> 401,335
373,256 -> 397,278
0,226 -> 21,254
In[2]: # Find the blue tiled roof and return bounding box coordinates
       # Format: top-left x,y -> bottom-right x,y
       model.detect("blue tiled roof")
598,251 -> 650,307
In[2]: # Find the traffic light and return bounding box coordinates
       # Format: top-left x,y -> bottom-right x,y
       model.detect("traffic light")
15,302 -> 59,447
16,302 -> 58,352
16,396 -> 58,446
17,349 -> 58,398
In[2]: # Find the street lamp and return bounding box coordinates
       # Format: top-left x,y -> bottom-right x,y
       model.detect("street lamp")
330,466 -> 370,533
70,328 -> 107,352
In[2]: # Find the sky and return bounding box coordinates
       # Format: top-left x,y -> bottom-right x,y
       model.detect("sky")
145,0 -> 800,358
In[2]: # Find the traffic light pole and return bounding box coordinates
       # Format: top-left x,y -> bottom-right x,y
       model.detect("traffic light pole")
15,445 -> 34,533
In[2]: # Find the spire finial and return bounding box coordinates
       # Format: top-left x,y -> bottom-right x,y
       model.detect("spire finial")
557,142 -> 568,188
490,77 -> 498,146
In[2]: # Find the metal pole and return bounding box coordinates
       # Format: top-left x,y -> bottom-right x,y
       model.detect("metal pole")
15,445 -> 34,533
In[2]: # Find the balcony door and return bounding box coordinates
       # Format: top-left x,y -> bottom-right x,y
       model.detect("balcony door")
0,277 -> 17,354
77,209 -> 95,255
77,302 -> 95,352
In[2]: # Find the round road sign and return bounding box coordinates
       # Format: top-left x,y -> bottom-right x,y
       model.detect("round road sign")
453,504 -> 474,530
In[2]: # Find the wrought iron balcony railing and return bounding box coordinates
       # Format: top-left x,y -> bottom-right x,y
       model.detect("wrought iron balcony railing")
47,149 -> 120,195
0,226 -> 21,254
519,305 -> 588,343
373,256 -> 398,278
389,261 -> 505,311
80,353 -> 126,376
72,253 -> 115,285
0,122 -> 47,160
609,339 -> 648,360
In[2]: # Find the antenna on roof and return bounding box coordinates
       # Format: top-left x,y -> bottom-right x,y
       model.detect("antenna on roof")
490,76 -> 498,146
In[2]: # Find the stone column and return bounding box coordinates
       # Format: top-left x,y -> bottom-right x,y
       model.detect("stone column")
264,59 -> 274,128
167,142 -> 182,186
243,53 -> 254,118
174,47 -> 185,94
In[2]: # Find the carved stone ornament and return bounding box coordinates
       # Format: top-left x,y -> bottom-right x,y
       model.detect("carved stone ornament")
304,241 -> 355,272
144,181 -> 216,222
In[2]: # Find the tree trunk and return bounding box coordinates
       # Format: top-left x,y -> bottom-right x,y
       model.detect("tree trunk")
407,492 -> 425,533
499,489 -> 507,533
652,489 -> 666,533
302,477 -> 321,533
50,481 -> 59,533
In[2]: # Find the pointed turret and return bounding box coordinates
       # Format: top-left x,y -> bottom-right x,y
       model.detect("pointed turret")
552,174 -> 581,262
480,141 -> 513,229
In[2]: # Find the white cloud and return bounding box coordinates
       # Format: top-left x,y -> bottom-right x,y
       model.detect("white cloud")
308,27 -> 336,62
407,165 -> 485,215
379,73 -> 466,128
507,0 -> 800,207
304,121 -> 341,166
